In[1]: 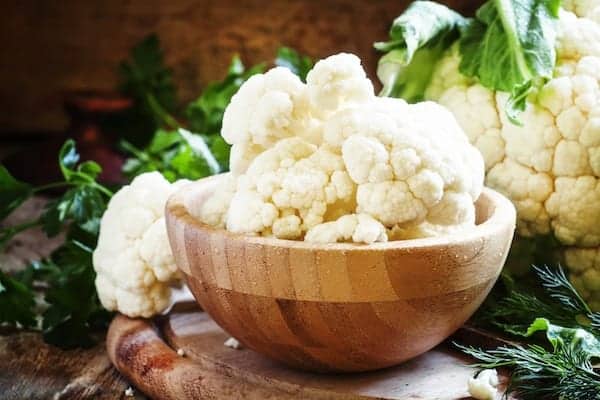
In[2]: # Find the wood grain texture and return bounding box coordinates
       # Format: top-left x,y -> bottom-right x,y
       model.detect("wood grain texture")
107,309 -> 515,400
165,176 -> 516,372
0,332 -> 137,400
0,0 -> 481,134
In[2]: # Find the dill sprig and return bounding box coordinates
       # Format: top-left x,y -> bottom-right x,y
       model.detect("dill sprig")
478,265 -> 600,337
461,266 -> 600,400
459,342 -> 600,400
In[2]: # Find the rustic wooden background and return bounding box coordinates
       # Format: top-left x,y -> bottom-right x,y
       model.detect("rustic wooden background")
0,0 -> 477,136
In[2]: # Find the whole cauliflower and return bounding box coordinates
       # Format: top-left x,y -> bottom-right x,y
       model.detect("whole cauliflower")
194,53 -> 485,244
93,172 -> 188,318
424,5 -> 600,308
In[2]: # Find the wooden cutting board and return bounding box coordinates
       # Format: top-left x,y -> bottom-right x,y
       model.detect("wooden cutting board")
107,307 -> 514,400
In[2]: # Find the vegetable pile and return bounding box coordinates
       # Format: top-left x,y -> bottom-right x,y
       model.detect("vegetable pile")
191,53 -> 485,244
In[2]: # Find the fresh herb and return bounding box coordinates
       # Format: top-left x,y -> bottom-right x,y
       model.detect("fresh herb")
0,270 -> 36,328
461,266 -> 600,399
375,0 -> 561,123
459,318 -> 600,400
121,128 -> 221,182
477,265 -> 600,337
0,165 -> 33,221
0,140 -> 112,348
120,50 -> 266,180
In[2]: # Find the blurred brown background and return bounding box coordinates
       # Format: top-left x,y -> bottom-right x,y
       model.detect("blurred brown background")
0,0 -> 476,181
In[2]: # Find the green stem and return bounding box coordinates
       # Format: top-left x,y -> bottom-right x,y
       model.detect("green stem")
33,182 -> 73,193
145,93 -> 179,129
92,183 -> 113,198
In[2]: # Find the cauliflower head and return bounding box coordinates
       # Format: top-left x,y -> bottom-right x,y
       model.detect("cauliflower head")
425,7 -> 600,307
93,172 -> 188,318
195,53 -> 485,244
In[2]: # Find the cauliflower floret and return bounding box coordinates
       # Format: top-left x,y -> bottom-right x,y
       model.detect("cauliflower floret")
185,174 -> 237,229
329,100 -> 483,231
305,213 -> 387,244
224,137 -> 356,238
424,9 -> 600,304
565,247 -> 600,310
197,52 -> 484,246
306,53 -> 374,117
93,172 -> 187,318
468,369 -> 499,400
563,0 -> 600,18
545,176 -> 600,246
221,67 -> 315,173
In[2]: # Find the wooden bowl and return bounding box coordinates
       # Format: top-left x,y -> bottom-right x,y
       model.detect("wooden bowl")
165,175 -> 516,373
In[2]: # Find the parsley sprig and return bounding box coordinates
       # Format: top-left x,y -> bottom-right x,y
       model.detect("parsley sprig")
0,140 -> 113,347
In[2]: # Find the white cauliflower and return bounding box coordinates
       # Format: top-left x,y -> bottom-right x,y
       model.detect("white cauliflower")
306,53 -> 374,117
424,7 -> 600,307
93,172 -> 188,318
565,247 -> 600,310
221,67 -> 314,174
468,369 -> 499,400
326,100 -> 483,236
225,137 -> 356,237
195,53 -> 484,245
305,213 -> 387,244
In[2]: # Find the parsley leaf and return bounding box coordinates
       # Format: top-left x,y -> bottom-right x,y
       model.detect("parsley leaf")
0,165 -> 33,221
121,129 -> 217,182
0,270 -> 36,328
0,140 -> 113,348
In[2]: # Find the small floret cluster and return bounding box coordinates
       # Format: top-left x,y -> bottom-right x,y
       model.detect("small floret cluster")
191,53 -> 485,244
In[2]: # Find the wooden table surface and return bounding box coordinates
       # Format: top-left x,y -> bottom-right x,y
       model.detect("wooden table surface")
0,330 -> 139,400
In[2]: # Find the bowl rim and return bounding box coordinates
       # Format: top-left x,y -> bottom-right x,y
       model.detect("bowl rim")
167,174 -> 516,252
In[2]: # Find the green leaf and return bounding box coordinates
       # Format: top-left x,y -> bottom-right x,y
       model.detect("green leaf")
526,318 -> 600,357
77,161 -> 102,180
0,271 -> 36,328
459,0 -> 560,122
0,165 -> 32,220
374,1 -> 467,101
178,128 -> 220,174
38,242 -> 112,349
275,47 -> 313,82
148,129 -> 183,153
208,135 -> 231,170
41,186 -> 106,237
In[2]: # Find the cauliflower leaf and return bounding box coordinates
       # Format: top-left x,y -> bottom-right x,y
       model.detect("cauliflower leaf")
375,0 -> 562,122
